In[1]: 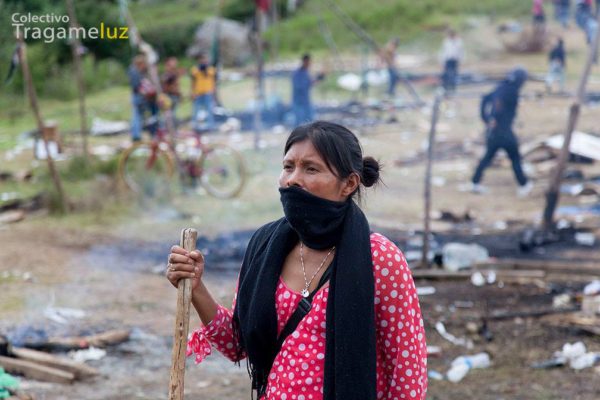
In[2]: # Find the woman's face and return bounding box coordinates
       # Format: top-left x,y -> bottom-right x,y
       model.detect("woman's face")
279,139 -> 357,202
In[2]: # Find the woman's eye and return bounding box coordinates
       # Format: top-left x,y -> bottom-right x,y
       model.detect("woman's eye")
283,165 -> 293,171
307,167 -> 318,173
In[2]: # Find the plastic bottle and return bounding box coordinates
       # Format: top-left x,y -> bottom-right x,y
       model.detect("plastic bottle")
446,352 -> 491,383
570,353 -> 600,370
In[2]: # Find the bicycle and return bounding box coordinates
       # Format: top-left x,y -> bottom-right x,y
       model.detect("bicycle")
118,124 -> 247,199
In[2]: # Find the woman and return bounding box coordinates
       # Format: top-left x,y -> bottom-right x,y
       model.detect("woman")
166,121 -> 427,400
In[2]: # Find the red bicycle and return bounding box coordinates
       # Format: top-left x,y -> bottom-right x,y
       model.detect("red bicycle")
118,126 -> 247,199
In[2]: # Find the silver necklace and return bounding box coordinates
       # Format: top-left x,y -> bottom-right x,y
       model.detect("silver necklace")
299,242 -> 335,298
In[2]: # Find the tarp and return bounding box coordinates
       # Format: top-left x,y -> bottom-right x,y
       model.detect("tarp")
545,131 -> 600,161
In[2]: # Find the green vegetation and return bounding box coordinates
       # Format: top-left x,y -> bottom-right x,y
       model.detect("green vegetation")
265,0 -> 529,55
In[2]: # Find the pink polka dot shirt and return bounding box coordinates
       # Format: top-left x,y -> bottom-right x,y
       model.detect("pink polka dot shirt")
187,233 -> 428,399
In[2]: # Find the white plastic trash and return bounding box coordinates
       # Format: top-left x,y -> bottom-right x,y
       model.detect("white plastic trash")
555,341 -> 587,360
446,352 -> 491,383
443,243 -> 490,271
570,353 -> 600,370
470,271 -> 485,286
583,280 -> 600,296
337,73 -> 362,91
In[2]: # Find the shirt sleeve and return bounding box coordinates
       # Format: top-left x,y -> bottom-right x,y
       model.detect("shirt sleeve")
186,288 -> 246,364
371,233 -> 428,400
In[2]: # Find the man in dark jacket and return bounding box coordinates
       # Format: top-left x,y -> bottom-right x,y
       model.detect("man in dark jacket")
470,68 -> 533,197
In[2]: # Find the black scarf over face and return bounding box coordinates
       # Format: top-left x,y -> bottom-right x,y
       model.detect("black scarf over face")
233,186 -> 376,399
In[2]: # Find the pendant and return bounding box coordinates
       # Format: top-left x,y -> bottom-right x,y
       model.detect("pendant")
301,288 -> 310,298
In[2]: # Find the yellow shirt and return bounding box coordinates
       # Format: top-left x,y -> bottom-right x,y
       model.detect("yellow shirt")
190,65 -> 216,96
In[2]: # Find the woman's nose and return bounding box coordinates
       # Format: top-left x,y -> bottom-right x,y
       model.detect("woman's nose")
286,170 -> 301,187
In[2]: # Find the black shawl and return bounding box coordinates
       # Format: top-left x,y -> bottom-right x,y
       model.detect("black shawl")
233,186 -> 376,399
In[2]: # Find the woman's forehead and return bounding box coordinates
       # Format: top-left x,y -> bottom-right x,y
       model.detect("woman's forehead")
284,140 -> 323,160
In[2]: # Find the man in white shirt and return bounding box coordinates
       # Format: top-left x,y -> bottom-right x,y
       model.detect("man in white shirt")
439,29 -> 464,94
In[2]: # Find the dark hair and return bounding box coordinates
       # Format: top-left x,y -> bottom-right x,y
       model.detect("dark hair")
302,53 -> 311,62
284,121 -> 382,200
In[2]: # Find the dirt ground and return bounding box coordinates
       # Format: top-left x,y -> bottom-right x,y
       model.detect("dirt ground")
2,17 -> 600,400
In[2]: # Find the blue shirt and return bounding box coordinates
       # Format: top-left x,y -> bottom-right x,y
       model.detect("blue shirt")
292,67 -> 312,107
128,65 -> 143,93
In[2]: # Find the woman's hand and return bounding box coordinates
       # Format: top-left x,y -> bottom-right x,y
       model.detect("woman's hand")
165,245 -> 204,290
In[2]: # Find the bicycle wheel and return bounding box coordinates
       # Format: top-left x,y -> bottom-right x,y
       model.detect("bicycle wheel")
118,141 -> 175,195
199,143 -> 246,199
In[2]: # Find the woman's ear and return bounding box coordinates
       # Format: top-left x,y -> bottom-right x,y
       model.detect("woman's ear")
341,173 -> 360,197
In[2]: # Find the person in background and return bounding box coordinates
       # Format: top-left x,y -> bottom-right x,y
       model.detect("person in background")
546,38 -> 566,93
470,68 -> 533,197
554,0 -> 571,27
291,54 -> 324,126
575,0 -> 593,29
379,37 -> 400,97
128,54 -> 158,142
575,0 -> 599,44
533,0 -> 547,26
439,29 -> 464,94
190,53 -> 216,133
166,120 -> 428,400
161,57 -> 183,127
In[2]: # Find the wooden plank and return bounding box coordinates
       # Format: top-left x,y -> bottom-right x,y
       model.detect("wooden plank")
475,258 -> 599,274
489,306 -> 580,321
0,355 -> 74,384
11,347 -> 98,378
411,269 -> 472,280
412,269 -> 546,280
45,329 -> 130,350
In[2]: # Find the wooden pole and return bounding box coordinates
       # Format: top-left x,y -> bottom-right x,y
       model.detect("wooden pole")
421,91 -> 443,268
253,7 -> 265,150
168,228 -> 198,400
65,0 -> 89,159
542,13 -> 600,230
16,34 -> 68,213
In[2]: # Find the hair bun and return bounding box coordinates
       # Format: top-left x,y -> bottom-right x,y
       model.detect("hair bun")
361,156 -> 381,188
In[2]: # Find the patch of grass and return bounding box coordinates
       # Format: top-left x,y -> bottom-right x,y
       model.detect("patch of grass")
265,0 -> 529,57
129,0 -> 213,31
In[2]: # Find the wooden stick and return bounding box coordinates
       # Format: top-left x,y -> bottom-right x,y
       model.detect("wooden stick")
65,0 -> 89,159
253,7 -> 265,150
542,12 -> 600,229
421,92 -> 443,268
168,228 -> 198,400
15,32 -> 67,213
10,347 -> 99,379
0,355 -> 75,384
36,329 -> 131,351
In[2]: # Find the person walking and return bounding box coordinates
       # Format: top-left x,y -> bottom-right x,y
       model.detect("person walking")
379,38 -> 400,97
190,53 -> 217,132
166,120 -> 428,400
471,68 -> 533,197
546,38 -> 566,92
533,0 -> 547,26
291,54 -> 324,126
554,0 -> 571,27
439,29 -> 464,94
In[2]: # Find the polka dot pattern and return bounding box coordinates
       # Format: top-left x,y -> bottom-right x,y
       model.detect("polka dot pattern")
188,233 -> 428,399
